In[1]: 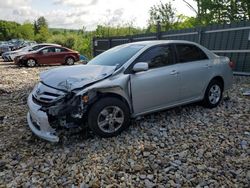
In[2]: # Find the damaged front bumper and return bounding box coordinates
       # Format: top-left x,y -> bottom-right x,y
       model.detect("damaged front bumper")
27,93 -> 59,142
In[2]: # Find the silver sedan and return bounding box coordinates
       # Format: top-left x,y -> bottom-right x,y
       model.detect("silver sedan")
27,40 -> 233,142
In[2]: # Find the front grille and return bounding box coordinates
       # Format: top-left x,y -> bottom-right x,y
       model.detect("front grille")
32,82 -> 66,106
32,96 -> 51,107
43,92 -> 61,97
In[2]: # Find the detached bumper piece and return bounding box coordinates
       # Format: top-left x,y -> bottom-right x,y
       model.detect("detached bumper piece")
27,94 -> 59,142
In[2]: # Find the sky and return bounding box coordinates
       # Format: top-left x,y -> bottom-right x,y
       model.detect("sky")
0,0 -> 197,30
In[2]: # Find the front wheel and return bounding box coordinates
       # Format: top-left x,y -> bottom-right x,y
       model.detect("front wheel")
88,97 -> 130,137
65,57 -> 75,65
26,58 -> 37,67
203,80 -> 223,108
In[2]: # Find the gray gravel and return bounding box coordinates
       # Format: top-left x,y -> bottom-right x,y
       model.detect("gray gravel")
0,61 -> 249,187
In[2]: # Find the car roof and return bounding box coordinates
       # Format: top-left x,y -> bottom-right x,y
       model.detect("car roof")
128,40 -> 216,59
37,45 -> 70,51
35,43 -> 61,47
126,40 -> 201,47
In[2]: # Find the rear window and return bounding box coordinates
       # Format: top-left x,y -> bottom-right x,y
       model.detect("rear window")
176,44 -> 208,63
55,48 -> 67,52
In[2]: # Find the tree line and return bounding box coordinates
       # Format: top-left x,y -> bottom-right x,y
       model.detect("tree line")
148,0 -> 250,32
0,0 -> 249,58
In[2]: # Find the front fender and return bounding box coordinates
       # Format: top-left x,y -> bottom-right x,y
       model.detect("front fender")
76,74 -> 133,112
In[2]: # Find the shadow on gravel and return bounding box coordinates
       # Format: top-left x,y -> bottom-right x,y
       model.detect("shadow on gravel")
0,62 -> 13,66
22,97 -> 213,148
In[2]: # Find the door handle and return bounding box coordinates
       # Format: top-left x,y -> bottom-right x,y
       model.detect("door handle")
170,70 -> 178,75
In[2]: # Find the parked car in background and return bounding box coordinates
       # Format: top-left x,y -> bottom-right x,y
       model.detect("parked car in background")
0,39 -> 21,54
27,40 -> 233,142
0,42 -> 12,55
80,54 -> 88,64
14,46 -> 80,67
2,43 -> 60,62
19,40 -> 37,49
0,39 -> 36,55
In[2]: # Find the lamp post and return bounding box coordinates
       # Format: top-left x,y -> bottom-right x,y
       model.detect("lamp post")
156,16 -> 161,40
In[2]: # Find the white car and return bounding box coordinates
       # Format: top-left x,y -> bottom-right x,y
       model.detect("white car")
3,43 -> 61,61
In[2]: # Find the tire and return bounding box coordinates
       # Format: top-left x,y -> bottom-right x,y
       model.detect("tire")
203,79 -> 223,108
88,97 -> 130,137
26,58 -> 37,67
65,57 -> 75,65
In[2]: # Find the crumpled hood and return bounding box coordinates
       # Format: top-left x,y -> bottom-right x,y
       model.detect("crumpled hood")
40,65 -> 116,91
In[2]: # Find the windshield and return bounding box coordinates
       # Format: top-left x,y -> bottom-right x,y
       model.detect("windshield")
30,45 -> 47,51
88,44 -> 145,68
20,46 -> 31,51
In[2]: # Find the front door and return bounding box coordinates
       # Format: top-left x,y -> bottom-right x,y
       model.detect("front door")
38,47 -> 56,64
129,45 -> 180,115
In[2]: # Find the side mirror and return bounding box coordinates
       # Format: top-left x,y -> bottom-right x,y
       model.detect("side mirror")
133,62 -> 149,73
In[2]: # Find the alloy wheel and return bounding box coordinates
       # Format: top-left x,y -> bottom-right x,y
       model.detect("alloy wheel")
97,106 -> 124,133
66,58 -> 74,65
27,59 -> 36,67
208,84 -> 221,104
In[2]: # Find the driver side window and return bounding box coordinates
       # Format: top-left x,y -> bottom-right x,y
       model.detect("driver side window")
135,45 -> 174,69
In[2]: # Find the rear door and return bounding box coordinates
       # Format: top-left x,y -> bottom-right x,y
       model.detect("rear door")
130,45 -> 181,115
175,44 -> 212,101
54,47 -> 68,64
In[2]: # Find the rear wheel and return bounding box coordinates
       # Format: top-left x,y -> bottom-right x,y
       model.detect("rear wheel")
26,59 -> 36,67
203,79 -> 223,108
88,97 -> 130,137
65,57 -> 75,65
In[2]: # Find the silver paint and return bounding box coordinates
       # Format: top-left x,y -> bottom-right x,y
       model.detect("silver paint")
27,40 -> 233,142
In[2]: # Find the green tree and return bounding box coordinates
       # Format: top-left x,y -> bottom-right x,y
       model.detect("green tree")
35,26 -> 50,43
240,0 -> 250,20
0,20 -> 20,40
34,16 -> 48,34
188,0 -> 250,25
148,1 -> 176,32
64,36 -> 75,49
34,17 -> 50,42
172,15 -> 199,29
47,34 -> 65,45
18,22 -> 34,40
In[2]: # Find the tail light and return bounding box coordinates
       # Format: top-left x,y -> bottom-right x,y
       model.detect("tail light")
228,60 -> 235,69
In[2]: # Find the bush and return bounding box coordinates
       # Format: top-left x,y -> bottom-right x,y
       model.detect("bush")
64,36 -> 75,49
47,34 -> 65,46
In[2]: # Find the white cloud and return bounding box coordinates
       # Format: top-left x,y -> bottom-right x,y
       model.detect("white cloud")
53,0 -> 98,7
0,0 -> 197,30
1,0 -> 31,8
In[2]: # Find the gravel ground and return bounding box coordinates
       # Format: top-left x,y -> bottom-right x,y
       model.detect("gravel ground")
0,60 -> 249,187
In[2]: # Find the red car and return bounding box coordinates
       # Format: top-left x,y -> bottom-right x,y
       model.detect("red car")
14,46 -> 80,67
